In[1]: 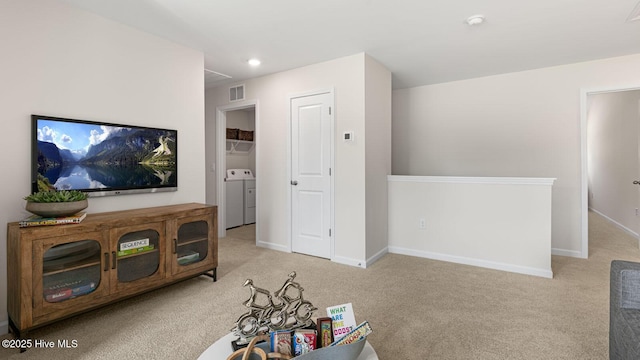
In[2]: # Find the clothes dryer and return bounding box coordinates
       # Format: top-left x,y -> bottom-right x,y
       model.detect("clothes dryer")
244,178 -> 256,225
225,169 -> 255,229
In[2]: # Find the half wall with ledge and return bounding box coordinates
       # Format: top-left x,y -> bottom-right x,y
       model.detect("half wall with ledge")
388,176 -> 556,278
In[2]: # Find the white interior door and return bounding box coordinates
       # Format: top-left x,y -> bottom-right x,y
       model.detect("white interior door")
291,92 -> 332,259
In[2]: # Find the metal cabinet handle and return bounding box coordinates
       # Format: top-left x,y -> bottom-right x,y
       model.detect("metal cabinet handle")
173,238 -> 177,254
111,251 -> 117,269
104,253 -> 109,271
291,180 -> 298,186
634,180 -> 640,185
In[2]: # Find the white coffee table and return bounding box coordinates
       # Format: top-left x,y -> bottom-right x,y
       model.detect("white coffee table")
198,332 -> 378,360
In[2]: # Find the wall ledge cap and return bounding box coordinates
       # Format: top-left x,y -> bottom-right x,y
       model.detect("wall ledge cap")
387,175 -> 556,186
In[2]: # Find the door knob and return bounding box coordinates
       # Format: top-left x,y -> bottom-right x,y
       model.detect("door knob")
634,181 -> 640,185
291,180 -> 298,186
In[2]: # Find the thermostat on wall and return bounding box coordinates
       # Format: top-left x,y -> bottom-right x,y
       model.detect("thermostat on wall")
343,131 -> 354,142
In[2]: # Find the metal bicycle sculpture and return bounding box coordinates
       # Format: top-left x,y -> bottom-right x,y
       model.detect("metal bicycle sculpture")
233,271 -> 318,338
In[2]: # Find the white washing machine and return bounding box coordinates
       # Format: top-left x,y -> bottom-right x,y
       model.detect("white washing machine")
225,169 -> 255,229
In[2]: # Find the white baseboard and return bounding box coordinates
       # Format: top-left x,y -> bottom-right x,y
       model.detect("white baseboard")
366,247 -> 388,268
590,207 -> 639,238
551,248 -> 583,258
0,320 -> 8,336
388,246 -> 553,279
332,255 -> 367,268
256,241 -> 290,253
256,240 -> 370,269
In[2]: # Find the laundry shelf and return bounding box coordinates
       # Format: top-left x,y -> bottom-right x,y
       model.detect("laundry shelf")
226,139 -> 254,154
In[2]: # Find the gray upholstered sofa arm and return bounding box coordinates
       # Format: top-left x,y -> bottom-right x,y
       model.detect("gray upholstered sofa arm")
610,260 -> 640,360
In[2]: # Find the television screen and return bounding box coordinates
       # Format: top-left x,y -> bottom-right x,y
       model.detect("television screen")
32,115 -> 177,197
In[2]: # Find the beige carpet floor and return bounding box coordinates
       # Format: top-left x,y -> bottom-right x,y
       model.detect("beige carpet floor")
1,211 -> 639,359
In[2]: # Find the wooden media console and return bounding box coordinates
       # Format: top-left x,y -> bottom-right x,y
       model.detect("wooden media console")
7,203 -> 218,340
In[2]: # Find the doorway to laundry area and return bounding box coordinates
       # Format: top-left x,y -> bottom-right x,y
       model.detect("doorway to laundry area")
216,101 -> 258,242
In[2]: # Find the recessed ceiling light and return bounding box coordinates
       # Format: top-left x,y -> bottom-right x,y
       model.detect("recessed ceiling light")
466,14 -> 485,26
248,58 -> 261,66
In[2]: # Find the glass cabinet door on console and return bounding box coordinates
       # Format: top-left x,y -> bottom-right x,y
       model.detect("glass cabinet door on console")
170,214 -> 214,276
32,232 -> 110,320
109,222 -> 166,293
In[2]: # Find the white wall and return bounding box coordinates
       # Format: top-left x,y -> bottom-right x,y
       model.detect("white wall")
1,0 -> 205,330
388,176 -> 555,278
206,53 -> 392,266
588,90 -> 640,235
364,55 -> 392,263
392,53 -> 640,257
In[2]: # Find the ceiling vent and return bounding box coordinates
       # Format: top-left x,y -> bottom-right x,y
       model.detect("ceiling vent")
229,84 -> 245,102
627,1 -> 640,22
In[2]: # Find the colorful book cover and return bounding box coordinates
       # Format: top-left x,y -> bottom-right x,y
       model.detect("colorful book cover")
44,288 -> 73,302
117,244 -> 155,257
293,330 -> 316,356
326,303 -> 357,340
119,237 -> 150,251
19,212 -> 87,227
316,317 -> 334,348
270,330 -> 292,356
329,321 -> 373,346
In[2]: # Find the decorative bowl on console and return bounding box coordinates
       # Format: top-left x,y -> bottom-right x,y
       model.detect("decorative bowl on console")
24,190 -> 88,217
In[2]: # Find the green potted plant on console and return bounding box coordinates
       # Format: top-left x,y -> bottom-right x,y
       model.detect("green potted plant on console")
24,189 -> 88,217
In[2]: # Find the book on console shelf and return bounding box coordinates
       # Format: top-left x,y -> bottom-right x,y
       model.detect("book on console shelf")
44,278 -> 97,302
117,244 -> 155,257
177,250 -> 200,265
19,212 -> 87,228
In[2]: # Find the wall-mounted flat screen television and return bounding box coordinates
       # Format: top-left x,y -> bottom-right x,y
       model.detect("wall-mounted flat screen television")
32,115 -> 177,197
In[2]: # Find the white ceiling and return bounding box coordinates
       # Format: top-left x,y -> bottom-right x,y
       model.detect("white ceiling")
61,0 -> 640,90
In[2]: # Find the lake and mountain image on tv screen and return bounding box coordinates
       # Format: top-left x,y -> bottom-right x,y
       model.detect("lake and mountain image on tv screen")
35,119 -> 177,193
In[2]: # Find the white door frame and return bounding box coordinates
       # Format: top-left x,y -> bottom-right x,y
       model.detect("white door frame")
216,99 -> 259,239
287,88 -> 335,258
580,84 -> 640,258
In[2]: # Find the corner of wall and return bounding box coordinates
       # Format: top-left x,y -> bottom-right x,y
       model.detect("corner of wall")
364,54 -> 392,260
